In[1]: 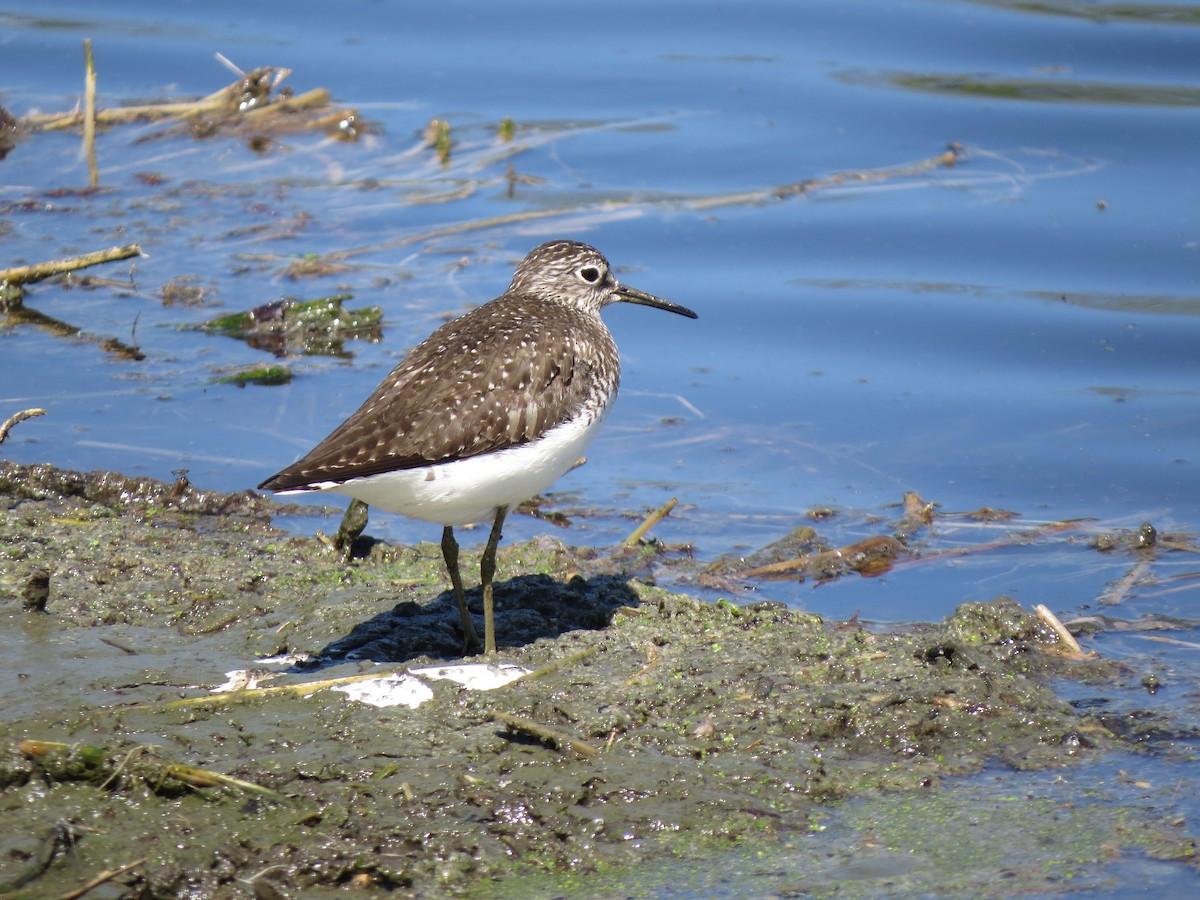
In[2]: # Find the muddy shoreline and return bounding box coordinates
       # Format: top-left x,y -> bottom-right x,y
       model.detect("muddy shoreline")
0,462 -> 1192,897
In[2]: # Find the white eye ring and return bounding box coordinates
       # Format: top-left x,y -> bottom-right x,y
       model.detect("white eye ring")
578,265 -> 603,284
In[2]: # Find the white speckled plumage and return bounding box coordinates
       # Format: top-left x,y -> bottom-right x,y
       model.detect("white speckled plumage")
259,240 -> 697,655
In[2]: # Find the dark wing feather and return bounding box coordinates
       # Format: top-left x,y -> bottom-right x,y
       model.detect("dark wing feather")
259,297 -> 617,491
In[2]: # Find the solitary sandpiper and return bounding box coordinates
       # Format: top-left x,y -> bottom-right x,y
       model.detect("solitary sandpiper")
259,240 -> 697,656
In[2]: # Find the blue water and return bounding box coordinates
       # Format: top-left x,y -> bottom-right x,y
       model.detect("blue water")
3,0 -> 1199,894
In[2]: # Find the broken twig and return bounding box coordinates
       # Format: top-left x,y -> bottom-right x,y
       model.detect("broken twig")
742,535 -> 904,579
83,38 -> 98,187
1097,557 -> 1155,607
165,668 -> 408,709
492,711 -> 599,757
0,408 -> 46,445
0,244 -> 143,288
502,646 -> 599,685
58,857 -> 147,900
623,497 -> 678,548
1033,603 -> 1086,655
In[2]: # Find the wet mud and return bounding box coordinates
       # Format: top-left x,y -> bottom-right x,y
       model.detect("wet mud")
0,463 -> 1193,897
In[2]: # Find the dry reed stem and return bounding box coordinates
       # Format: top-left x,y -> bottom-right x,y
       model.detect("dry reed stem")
492,711 -> 599,757
83,39 -> 98,187
58,857 -> 148,900
623,497 -> 679,547
0,244 -> 144,287
1033,603 -> 1086,654
0,408 -> 47,445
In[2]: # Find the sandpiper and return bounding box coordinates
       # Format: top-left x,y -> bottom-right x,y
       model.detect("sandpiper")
259,240 -> 697,656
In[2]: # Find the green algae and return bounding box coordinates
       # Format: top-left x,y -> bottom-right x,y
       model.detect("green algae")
0,462 -> 1193,897
196,293 -> 384,357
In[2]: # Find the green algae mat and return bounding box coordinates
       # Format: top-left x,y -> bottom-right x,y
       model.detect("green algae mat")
0,463 -> 1194,897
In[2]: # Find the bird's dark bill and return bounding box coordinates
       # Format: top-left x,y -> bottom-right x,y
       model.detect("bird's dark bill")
616,285 -> 698,319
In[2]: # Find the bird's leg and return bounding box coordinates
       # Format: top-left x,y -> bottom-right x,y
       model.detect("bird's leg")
480,505 -> 509,657
441,525 -> 480,654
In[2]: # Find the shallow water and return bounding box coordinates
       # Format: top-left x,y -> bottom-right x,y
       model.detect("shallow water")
3,0 -> 1199,894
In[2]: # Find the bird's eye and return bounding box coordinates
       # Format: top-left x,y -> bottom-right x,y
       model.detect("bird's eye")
578,266 -> 603,283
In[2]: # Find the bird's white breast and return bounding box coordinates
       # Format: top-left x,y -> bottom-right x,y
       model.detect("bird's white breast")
287,404 -> 610,526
